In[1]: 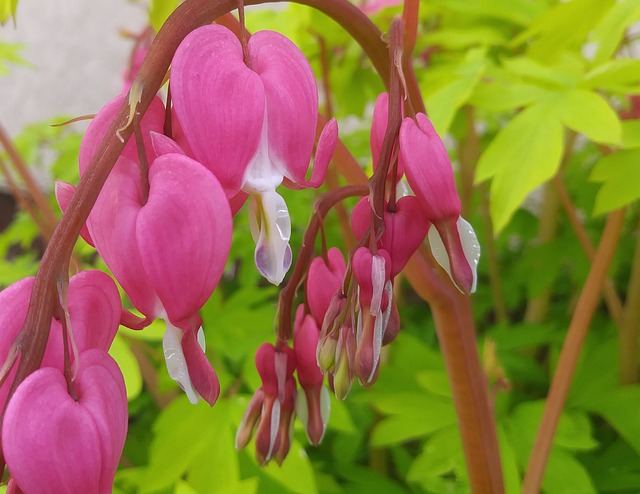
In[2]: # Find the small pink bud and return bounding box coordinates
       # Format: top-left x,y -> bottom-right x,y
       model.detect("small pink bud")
333,326 -> 357,400
306,248 -> 346,327
293,306 -> 330,445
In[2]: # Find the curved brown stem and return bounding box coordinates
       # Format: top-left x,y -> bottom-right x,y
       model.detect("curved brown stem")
522,208 -> 626,494
276,184 -> 368,347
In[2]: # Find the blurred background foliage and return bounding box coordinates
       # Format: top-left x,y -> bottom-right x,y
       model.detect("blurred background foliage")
1,0 -> 640,493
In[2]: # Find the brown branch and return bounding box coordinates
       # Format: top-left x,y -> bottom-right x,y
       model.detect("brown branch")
552,175 -> 624,326
620,213 -> 640,384
522,208 -> 626,494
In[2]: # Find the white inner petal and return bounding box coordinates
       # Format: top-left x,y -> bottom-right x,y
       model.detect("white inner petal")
266,399 -> 281,463
370,254 -> 386,316
162,319 -> 199,404
197,326 -> 206,352
428,224 -> 452,282
457,216 -> 481,293
249,189 -> 292,286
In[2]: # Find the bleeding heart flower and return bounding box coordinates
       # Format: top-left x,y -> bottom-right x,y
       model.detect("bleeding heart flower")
400,113 -> 480,293
3,349 -> 127,494
235,343 -> 296,465
58,105 -> 233,405
306,248 -> 346,326
351,196 -> 429,277
171,25 -> 338,285
351,247 -> 393,385
293,305 -> 330,445
0,271 -> 121,414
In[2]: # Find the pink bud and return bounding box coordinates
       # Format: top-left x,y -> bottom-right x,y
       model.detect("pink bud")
333,325 -> 357,400
352,247 -> 392,313
3,350 -> 127,494
306,248 -> 346,326
400,113 -> 461,222
370,92 -> 404,179
293,306 -> 330,445
245,344 -> 297,465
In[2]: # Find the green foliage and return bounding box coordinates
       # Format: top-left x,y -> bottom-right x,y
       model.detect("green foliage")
2,1 -> 640,493
0,0 -> 17,25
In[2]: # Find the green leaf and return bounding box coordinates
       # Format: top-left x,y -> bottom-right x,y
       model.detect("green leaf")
583,386 -> 640,457
149,0 -> 179,32
581,58 -> 640,90
511,0 -> 615,62
557,90 -> 621,144
590,149 -> 640,214
502,57 -> 580,88
622,120 -> 640,149
425,48 -> 486,134
260,441 -> 318,494
476,103 -> 564,232
370,393 -> 456,446
542,449 -> 597,494
468,82 -> 552,112
109,334 -> 143,401
589,0 -> 640,66
424,27 -> 508,50
0,42 -> 27,75
429,0 -> 544,26
0,0 -> 17,25
142,398 -> 228,492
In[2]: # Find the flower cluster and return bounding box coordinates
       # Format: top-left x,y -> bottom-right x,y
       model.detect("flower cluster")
0,13 -> 480,488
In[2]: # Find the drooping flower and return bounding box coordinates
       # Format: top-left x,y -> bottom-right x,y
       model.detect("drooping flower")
57,96 -> 233,405
236,343 -> 296,465
0,271 -> 121,413
400,113 -> 480,294
293,305 -> 330,445
351,247 -> 393,385
351,195 -> 429,278
171,25 -> 338,285
306,248 -> 346,326
3,349 -> 127,494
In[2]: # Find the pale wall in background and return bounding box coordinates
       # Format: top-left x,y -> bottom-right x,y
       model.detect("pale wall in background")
0,0 -> 147,138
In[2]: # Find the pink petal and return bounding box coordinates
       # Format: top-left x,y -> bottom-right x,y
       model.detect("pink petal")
3,350 -> 127,494
55,181 -> 94,246
352,247 -> 391,311
306,248 -> 346,326
0,277 -> 34,412
351,196 -> 429,277
79,95 -> 165,176
400,114 -> 461,221
293,305 -> 323,388
42,271 -> 122,369
150,131 -> 185,157
135,154 -> 232,322
249,30 -> 318,185
88,157 -> 160,318
181,324 -> 220,406
171,25 -> 264,197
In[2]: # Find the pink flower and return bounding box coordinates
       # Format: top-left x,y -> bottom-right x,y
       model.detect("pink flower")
360,0 -> 401,15
3,349 -> 127,494
306,248 -> 346,326
293,306 -> 330,445
171,25 -> 337,285
58,95 -> 233,405
351,247 -> 393,385
236,343 -> 296,465
400,114 -> 480,294
351,196 -> 429,277
0,271 -> 121,413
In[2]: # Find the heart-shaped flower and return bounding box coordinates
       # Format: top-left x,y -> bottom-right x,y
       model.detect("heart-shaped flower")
3,349 -> 127,494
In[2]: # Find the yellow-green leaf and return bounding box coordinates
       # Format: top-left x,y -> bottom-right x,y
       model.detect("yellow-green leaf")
557,90 -> 621,144
590,149 -> 640,215
149,0 -> 179,32
589,0 -> 640,66
476,103 -> 564,232
0,0 -> 17,25
109,333 -> 143,401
